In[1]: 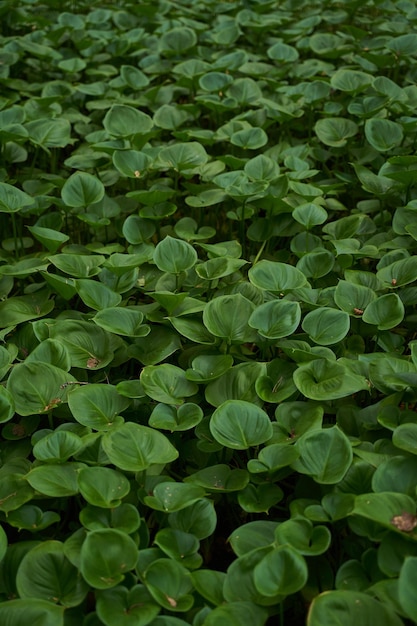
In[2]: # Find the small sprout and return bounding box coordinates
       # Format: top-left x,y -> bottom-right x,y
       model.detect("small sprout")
392,278 -> 397,286
353,308 -> 363,315
391,511 -> 417,532
134,170 -> 141,178
87,357 -> 100,369
166,596 -> 177,608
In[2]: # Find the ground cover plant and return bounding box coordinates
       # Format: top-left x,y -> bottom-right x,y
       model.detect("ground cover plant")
1,0 -> 417,623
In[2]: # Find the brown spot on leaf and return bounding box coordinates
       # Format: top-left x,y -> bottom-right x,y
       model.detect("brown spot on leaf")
87,357 -> 100,369
391,511 -> 417,532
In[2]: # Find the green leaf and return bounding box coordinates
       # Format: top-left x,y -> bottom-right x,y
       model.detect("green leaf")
362,293 -> 404,329
0,524 -> 6,561
128,326 -> 181,365
0,474 -> 34,512
16,540 -> 88,606
157,142 -> 208,172
330,69 -> 373,93
185,354 -> 234,383
168,499 -> 217,540
248,260 -> 307,292
49,319 -> 114,369
33,430 -> 83,463
294,358 -> 369,400
377,256 -> 417,287
248,443 -> 300,473
210,400 -> 273,449
26,118 -> 72,149
195,257 -> 247,280
185,464 -> 249,492
80,529 -> 138,590
7,361 -> 77,416
144,482 -> 206,512
292,202 -> 328,228
206,362 -> 265,407
48,253 -> 105,278
275,518 -> 331,555
204,602 -> 268,626
392,423 -> 417,454
96,585 -> 160,626
334,280 -> 376,315
76,279 -> 122,311
307,590 -> 404,626
203,294 -> 257,343
0,386 -> 15,424
248,299 -> 301,339
353,492 -> 416,532
6,505 -> 59,532
68,384 -> 129,430
154,528 -> 202,569
372,457 -> 417,497
144,558 -> 194,612
102,422 -> 178,472
154,236 -> 197,273
191,569 -> 226,606
315,118 -> 358,147
399,557 -> 417,621
103,105 -> 153,138
0,599 -> 64,626
61,172 -> 105,208
291,426 -> 352,484
25,463 -> 80,497
302,307 -> 350,345
238,482 -> 283,513
113,150 -> 152,178
78,466 -> 130,508
0,292 -> 54,328
80,504 -> 140,534
229,521 -> 279,556
141,364 -> 198,405
149,402 -> 203,431
365,118 -> 404,152
160,26 -> 197,53
230,127 -> 268,150
26,338 -> 71,371
267,42 -> 299,62
254,545 -> 308,597
27,226 -> 68,252
93,306 -> 150,337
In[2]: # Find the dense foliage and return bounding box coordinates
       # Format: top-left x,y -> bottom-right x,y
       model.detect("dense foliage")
1,0 -> 417,624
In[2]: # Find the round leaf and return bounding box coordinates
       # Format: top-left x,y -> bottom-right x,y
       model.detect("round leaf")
68,384 -> 129,430
80,529 -> 138,589
254,545 -> 308,597
96,585 -> 160,626
210,400 -> 273,450
203,294 -> 257,343
102,422 -> 178,472
78,466 -> 130,508
61,172 -> 105,208
362,293 -> 404,330
248,299 -> 301,339
291,426 -> 353,484
248,260 -> 307,292
16,540 -> 88,606
302,307 -> 350,345
365,118 -> 404,152
103,105 -> 153,138
154,236 -> 197,273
